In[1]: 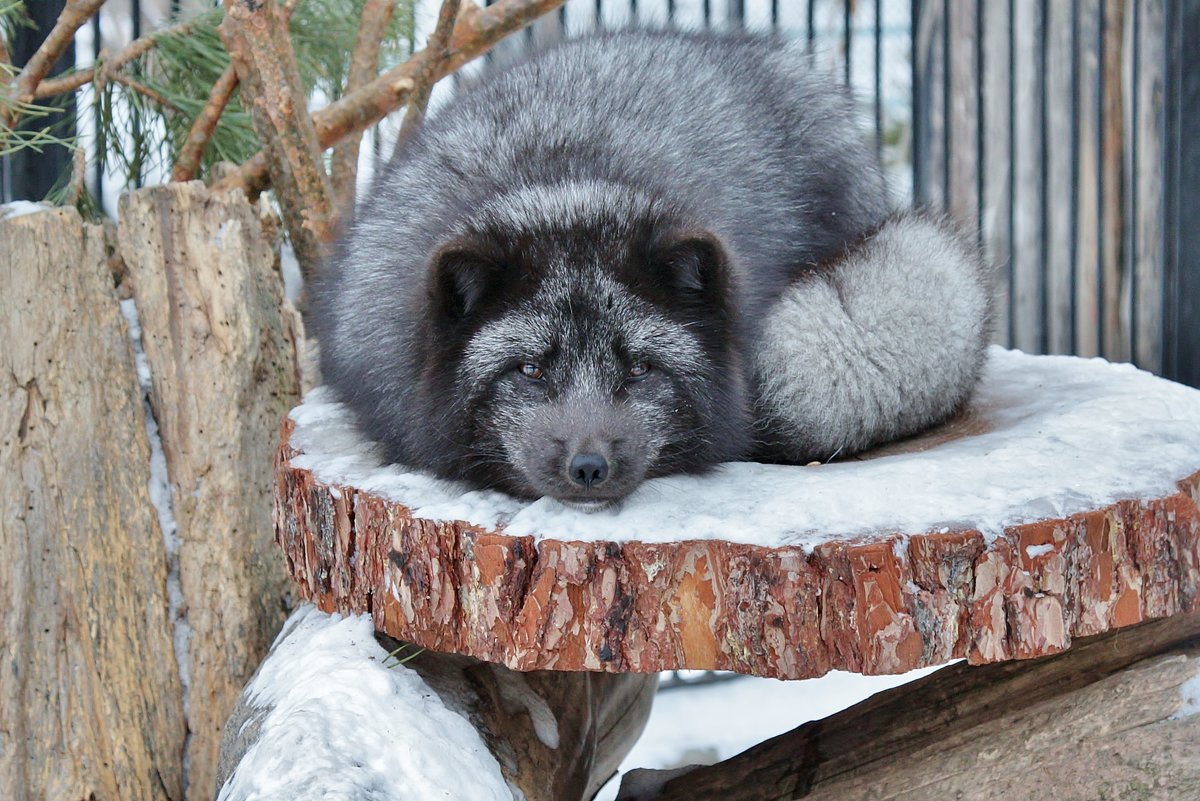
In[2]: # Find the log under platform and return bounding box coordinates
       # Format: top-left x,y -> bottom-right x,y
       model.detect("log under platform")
274,349 -> 1200,680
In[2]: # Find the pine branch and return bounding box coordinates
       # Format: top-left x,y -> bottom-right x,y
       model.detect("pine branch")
331,0 -> 397,209
13,0 -> 104,98
32,16 -> 203,99
170,63 -> 238,182
0,0 -> 104,144
216,0 -> 565,196
399,0 -> 461,137
221,0 -> 335,279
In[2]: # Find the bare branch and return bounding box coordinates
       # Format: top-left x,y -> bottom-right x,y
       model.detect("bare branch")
14,0 -> 107,100
67,140 -> 87,205
33,16 -> 203,100
398,0 -> 462,139
170,64 -> 239,182
1,0 -> 107,143
331,0 -> 397,211
220,0 -> 335,280
215,0 -> 566,196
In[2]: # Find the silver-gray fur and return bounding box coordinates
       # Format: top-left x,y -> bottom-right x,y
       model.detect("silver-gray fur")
752,212 -> 993,461
313,30 -> 994,505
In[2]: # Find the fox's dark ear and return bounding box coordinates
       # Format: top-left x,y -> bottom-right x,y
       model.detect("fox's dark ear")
651,230 -> 731,302
430,240 -> 505,318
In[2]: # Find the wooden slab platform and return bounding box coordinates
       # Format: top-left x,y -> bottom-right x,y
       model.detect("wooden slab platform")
274,352 -> 1200,679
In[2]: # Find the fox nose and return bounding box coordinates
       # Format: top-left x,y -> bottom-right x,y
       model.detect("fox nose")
568,453 -> 609,488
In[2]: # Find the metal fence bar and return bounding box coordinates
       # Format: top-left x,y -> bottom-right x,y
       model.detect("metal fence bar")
1163,0 -> 1199,387
874,0 -> 882,149
806,0 -> 815,53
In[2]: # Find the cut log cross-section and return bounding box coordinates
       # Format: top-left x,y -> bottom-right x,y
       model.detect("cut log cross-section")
275,350 -> 1200,680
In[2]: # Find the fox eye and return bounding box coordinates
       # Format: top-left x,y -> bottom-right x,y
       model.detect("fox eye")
628,361 -> 652,379
519,362 -> 544,380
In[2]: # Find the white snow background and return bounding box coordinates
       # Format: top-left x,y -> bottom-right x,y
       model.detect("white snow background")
289,347 -> 1200,548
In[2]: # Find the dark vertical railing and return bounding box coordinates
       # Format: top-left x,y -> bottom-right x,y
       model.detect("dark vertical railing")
1096,0 -> 1108,356
92,14 -> 103,213
842,0 -> 852,84
131,0 -> 144,187
873,0 -> 882,150
806,0 -> 816,53
1164,0 -> 1200,387
2,0 -> 76,202
911,0 -> 924,203
1068,0 -> 1081,355
1128,0 -> 1141,364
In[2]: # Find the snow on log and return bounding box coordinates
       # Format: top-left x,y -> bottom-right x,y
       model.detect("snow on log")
275,348 -> 1200,679
215,604 -> 657,801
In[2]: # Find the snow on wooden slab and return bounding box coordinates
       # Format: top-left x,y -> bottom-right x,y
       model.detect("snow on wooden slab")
289,348 -> 1200,547
276,348 -> 1200,679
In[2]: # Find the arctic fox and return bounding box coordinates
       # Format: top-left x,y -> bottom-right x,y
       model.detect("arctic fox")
313,30 -> 992,509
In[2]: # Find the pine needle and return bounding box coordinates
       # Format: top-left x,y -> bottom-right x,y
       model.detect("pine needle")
382,641 -> 425,668
20,0 -> 414,200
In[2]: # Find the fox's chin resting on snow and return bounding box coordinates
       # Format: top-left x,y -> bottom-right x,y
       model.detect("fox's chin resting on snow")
312,31 -> 993,511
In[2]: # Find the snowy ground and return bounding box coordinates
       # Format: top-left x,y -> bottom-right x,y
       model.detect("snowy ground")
595,666 -> 943,800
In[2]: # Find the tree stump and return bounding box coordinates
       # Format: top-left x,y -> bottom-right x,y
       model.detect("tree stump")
1,205 -> 186,801
275,349 -> 1200,679
2,186 -> 301,801
244,347 -> 1200,800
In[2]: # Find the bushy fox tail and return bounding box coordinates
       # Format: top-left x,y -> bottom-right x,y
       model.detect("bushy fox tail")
752,211 -> 995,462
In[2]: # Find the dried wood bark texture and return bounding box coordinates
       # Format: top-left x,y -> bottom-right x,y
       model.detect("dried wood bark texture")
276,416 -> 1200,679
119,183 -> 301,801
0,209 -> 186,801
619,611 -> 1200,801
220,0 -> 335,279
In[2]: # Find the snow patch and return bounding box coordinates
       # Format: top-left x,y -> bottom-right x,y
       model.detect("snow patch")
1025,543 -> 1056,559
288,348 -> 1200,548
217,606 -> 512,801
280,240 -> 304,304
1172,661 -> 1200,720
0,200 -> 52,220
120,298 -> 192,783
488,665 -> 560,749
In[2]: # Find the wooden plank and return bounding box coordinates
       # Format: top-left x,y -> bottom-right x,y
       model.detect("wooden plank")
1045,0 -> 1075,353
619,612 -> 1200,800
1010,0 -> 1044,352
945,0 -> 980,233
981,0 -> 1013,346
0,208 -> 185,801
118,183 -> 302,801
1132,0 -> 1166,372
1074,0 -> 1102,357
1101,0 -> 1128,360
